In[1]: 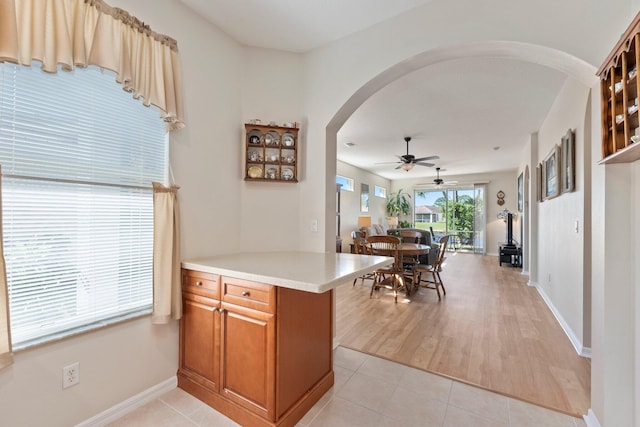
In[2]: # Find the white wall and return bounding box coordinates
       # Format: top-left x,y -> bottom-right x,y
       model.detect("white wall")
240,48 -> 305,251
0,1 -> 246,425
336,160 -> 391,251
391,170 -> 518,256
536,78 -> 590,352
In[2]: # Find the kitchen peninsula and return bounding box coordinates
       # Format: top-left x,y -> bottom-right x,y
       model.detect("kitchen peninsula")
179,251 -> 391,427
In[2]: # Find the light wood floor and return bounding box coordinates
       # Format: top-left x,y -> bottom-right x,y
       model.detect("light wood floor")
336,252 -> 591,418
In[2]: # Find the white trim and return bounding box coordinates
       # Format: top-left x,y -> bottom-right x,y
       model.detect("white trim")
531,282 -> 590,358
584,409 -> 602,427
75,376 -> 177,427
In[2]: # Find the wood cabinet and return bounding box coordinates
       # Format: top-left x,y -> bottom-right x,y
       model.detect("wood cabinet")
598,11 -> 640,164
245,124 -> 298,182
179,270 -> 220,391
178,269 -> 334,427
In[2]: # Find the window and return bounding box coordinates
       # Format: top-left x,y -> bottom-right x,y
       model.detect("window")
374,185 -> 386,198
336,175 -> 354,192
0,62 -> 167,349
414,186 -> 485,253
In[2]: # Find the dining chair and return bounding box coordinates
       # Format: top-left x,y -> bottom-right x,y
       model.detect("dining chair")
352,236 -> 375,286
399,229 -> 421,269
367,235 -> 406,303
412,235 -> 449,300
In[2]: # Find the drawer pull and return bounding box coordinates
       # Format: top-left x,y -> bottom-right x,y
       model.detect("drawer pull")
195,281 -> 203,287
241,291 -> 250,297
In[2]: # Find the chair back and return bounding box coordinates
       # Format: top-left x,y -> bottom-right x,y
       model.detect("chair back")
434,235 -> 449,271
367,235 -> 402,269
399,230 -> 421,243
353,236 -> 372,255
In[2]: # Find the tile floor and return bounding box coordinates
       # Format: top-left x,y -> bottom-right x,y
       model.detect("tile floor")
107,347 -> 587,427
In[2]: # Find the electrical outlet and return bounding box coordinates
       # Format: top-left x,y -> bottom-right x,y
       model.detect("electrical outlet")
310,219 -> 318,232
62,362 -> 80,389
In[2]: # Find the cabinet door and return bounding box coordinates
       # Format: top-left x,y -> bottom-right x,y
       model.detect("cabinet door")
220,303 -> 276,420
179,293 -> 220,391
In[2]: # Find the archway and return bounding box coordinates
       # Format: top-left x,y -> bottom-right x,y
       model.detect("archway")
325,39 -> 597,402
325,40 -> 597,262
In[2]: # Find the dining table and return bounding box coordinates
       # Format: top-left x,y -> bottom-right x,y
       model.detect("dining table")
369,242 -> 431,297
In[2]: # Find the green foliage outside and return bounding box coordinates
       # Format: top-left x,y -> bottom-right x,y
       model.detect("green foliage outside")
416,190 -> 476,250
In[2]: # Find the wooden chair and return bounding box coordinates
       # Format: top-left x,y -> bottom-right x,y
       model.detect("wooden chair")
352,237 -> 375,286
367,235 -> 406,303
399,229 -> 421,270
411,235 -> 449,300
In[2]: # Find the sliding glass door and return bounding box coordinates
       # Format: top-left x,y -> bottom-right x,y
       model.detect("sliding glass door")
414,186 -> 485,253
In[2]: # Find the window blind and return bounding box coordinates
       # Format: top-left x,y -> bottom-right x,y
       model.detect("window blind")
0,62 -> 167,348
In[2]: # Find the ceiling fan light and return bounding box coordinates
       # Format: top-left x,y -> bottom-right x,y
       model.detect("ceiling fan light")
401,163 -> 414,171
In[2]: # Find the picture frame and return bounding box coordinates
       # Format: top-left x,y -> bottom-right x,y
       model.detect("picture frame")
543,145 -> 560,200
517,172 -> 524,212
536,163 -> 543,202
561,129 -> 575,193
360,183 -> 369,212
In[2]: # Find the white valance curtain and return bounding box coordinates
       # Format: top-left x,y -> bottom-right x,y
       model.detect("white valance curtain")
0,0 -> 184,130
152,183 -> 181,324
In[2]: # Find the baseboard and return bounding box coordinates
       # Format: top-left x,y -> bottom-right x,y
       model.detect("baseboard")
584,409 -> 602,427
532,283 -> 590,358
333,336 -> 340,350
75,376 -> 177,427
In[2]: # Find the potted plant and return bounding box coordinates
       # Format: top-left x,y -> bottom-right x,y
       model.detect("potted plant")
386,188 -> 412,228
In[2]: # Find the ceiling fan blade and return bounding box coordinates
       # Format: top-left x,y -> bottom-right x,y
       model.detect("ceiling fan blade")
414,162 -> 435,167
394,164 -> 404,170
375,161 -> 402,165
413,155 -> 440,162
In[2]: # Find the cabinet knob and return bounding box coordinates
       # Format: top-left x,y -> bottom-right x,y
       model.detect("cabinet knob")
241,291 -> 250,297
219,308 -> 225,314
212,307 -> 218,312
195,281 -> 203,287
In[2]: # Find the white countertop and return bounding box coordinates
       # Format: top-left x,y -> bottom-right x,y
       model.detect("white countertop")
181,251 -> 392,293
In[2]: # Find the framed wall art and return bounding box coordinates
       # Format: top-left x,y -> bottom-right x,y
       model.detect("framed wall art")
517,172 -> 524,212
536,163 -> 543,202
543,145 -> 560,200
360,183 -> 369,212
561,129 -> 575,193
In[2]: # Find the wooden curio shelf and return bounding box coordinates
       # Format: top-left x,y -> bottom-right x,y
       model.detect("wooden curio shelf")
598,10 -> 640,163
244,123 -> 299,182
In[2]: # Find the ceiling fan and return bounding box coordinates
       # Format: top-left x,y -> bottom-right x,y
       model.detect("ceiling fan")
377,136 -> 439,171
432,167 -> 457,187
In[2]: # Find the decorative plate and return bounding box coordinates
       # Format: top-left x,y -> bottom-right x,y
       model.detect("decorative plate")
249,135 -> 260,144
264,134 -> 274,145
497,190 -> 505,198
283,135 -> 294,147
282,168 -> 294,180
247,166 -> 263,178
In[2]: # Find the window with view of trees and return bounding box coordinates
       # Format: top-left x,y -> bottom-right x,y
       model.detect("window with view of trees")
414,187 -> 484,252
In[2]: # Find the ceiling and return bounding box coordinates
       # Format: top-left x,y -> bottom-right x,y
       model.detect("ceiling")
178,0 -> 569,182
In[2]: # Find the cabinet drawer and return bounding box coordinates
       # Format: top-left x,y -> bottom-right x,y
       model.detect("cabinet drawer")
221,277 -> 275,313
182,269 -> 220,299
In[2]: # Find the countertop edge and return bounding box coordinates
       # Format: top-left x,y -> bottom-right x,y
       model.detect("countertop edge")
181,254 -> 392,293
